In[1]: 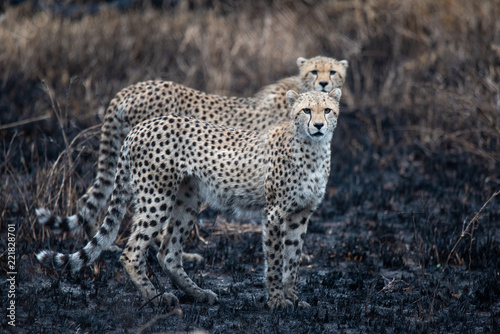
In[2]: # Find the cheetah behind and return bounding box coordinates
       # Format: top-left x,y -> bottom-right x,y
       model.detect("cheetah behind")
36,56 -> 348,240
37,89 -> 342,310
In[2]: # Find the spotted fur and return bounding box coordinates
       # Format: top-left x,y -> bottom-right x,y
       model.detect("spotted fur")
37,89 -> 342,310
36,56 -> 348,239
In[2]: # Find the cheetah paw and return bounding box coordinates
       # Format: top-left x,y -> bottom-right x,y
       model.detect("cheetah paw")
285,290 -> 310,308
297,300 -> 311,308
300,253 -> 312,263
153,292 -> 179,306
267,296 -> 294,311
284,289 -> 298,304
182,252 -> 204,265
198,289 -> 218,305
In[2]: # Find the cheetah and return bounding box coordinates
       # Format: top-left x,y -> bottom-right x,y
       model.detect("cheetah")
36,56 -> 348,240
37,89 -> 342,310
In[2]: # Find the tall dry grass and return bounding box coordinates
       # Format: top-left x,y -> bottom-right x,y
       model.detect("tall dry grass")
0,0 -> 499,241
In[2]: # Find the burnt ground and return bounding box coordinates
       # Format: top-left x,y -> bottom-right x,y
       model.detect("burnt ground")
2,110 -> 500,333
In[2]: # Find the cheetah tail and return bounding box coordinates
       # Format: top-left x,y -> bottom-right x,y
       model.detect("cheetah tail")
36,100 -> 130,238
37,139 -> 134,273
35,208 -> 80,234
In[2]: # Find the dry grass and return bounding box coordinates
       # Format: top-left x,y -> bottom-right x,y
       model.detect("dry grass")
2,0 -> 498,155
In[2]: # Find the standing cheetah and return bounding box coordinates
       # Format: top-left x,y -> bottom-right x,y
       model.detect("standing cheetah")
36,56 -> 348,240
37,89 -> 342,309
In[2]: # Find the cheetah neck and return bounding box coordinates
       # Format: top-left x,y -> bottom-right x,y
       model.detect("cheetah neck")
267,123 -> 332,211
254,76 -> 301,99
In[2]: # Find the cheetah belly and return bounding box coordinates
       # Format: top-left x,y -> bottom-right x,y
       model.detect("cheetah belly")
197,177 -> 267,218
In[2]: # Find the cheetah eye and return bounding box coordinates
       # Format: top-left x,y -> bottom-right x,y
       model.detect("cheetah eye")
324,108 -> 332,114
310,70 -> 318,76
302,108 -> 311,114
330,70 -> 337,76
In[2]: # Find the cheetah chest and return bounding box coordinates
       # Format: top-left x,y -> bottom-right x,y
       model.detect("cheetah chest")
294,165 -> 329,210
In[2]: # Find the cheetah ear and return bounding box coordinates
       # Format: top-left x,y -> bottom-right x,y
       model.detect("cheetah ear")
296,57 -> 308,68
339,60 -> 349,68
286,90 -> 300,108
329,88 -> 342,101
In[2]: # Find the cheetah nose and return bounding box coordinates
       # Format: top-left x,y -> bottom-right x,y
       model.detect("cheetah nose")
319,81 -> 328,88
313,122 -> 324,130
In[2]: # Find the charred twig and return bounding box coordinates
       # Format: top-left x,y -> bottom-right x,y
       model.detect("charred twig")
0,114 -> 51,131
136,308 -> 184,334
429,190 -> 500,318
444,190 -> 500,268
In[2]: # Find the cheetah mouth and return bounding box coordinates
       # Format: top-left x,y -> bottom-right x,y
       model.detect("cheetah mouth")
310,131 -> 325,138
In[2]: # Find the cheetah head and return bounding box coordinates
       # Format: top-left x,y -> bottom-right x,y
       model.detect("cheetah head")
297,56 -> 348,93
286,89 -> 341,141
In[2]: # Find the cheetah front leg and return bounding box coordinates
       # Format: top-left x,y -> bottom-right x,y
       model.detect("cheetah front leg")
283,211 -> 312,307
157,179 -> 218,305
262,207 -> 293,310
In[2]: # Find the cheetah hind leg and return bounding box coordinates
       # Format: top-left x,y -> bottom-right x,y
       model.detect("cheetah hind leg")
86,216 -> 203,261
79,190 -> 204,262
109,232 -> 204,264
75,186 -> 192,258
120,190 -> 180,307
74,185 -> 123,253
153,231 -> 204,264
117,248 -> 204,265
157,180 -> 217,305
